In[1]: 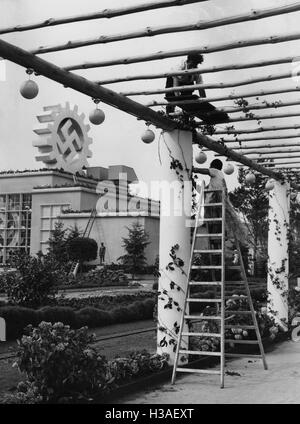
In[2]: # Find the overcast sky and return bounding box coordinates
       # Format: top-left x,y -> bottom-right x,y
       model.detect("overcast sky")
0,0 -> 299,194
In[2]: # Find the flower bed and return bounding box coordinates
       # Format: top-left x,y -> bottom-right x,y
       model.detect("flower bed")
3,322 -> 168,404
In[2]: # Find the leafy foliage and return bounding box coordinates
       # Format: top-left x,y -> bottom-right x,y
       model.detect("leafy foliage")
118,222 -> 150,279
229,169 -> 269,276
0,251 -> 60,307
9,322 -> 168,404
67,237 -> 98,264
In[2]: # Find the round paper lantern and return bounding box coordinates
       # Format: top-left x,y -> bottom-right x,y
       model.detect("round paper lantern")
20,80 -> 39,99
265,179 -> 275,191
141,128 -> 155,144
245,172 -> 256,185
224,163 -> 234,175
195,150 -> 207,164
89,108 -> 105,125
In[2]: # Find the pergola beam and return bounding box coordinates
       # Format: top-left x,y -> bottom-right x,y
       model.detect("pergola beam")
0,0 -> 206,35
0,38 -> 176,131
207,134 -> 300,143
194,132 -> 282,180
146,86 -> 300,107
214,124 -> 300,135
121,69 -> 297,96
30,3 -> 300,55
65,30 -> 300,71
217,144 -> 300,153
95,55 -> 299,85
195,111 -> 300,125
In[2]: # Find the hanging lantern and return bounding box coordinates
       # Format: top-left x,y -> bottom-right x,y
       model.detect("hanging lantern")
141,128 -> 155,144
20,79 -> 39,99
245,172 -> 256,185
195,150 -> 207,164
89,108 -> 105,125
223,163 -> 234,175
265,179 -> 275,191
89,98 -> 105,125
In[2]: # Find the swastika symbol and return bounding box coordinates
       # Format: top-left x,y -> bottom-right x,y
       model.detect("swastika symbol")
34,103 -> 93,173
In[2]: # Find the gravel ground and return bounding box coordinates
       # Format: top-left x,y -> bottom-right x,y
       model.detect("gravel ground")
119,340 -> 300,404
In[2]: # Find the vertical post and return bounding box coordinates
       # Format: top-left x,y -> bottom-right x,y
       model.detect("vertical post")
267,181 -> 290,330
157,130 -> 193,364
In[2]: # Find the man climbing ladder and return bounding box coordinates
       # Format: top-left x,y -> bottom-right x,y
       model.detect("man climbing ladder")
171,182 -> 267,388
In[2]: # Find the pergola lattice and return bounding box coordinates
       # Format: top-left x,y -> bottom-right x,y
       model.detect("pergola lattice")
1,0 -> 300,362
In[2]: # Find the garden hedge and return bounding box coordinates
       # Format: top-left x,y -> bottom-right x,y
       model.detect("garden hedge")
0,297 -> 156,340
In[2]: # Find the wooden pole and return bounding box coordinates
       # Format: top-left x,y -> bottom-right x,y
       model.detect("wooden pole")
31,3 -> 300,55
215,124 -> 300,135
194,132 -> 282,180
146,86 -> 300,107
0,38 -> 176,131
0,0 -> 206,35
209,134 -> 300,143
237,160 -> 300,166
95,55 -> 299,85
217,142 -> 300,151
217,146 -> 300,155
65,31 -> 300,71
196,111 -> 300,125
241,153 -> 300,159
121,70 -> 298,96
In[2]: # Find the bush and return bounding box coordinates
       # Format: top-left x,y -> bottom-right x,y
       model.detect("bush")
7,323 -> 169,404
14,322 -> 109,403
75,307 -> 112,328
67,237 -> 98,263
0,251 -> 60,307
38,306 -> 77,328
0,306 -> 40,339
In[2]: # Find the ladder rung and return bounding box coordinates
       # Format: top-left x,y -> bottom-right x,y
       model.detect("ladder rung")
176,368 -> 221,375
225,325 -> 255,330
225,339 -> 259,344
225,281 -> 245,284
201,218 -> 222,222
187,298 -> 222,303
225,310 -> 252,315
225,353 -> 262,358
189,281 -> 222,286
204,189 -> 223,193
196,233 -> 222,238
226,266 -> 241,270
185,315 -> 221,320
202,203 -> 223,207
192,265 -> 222,269
194,249 -> 222,253
179,350 -> 221,357
182,332 -> 221,337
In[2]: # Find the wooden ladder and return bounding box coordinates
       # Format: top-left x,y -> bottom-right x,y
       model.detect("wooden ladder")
171,187 -> 267,388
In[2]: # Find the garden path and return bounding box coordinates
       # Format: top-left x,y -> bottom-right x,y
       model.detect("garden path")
120,340 -> 300,404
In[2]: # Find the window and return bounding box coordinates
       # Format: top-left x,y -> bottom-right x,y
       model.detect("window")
0,193 -> 32,265
40,203 -> 70,251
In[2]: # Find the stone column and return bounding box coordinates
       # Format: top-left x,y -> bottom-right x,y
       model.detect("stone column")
267,181 -> 290,330
157,130 -> 193,364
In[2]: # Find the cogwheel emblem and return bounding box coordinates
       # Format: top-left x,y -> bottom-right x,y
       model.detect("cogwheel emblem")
33,102 -> 93,173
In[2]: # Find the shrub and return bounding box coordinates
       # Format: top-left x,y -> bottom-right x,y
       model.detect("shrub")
14,322 -> 109,403
0,306 -> 40,339
67,237 -> 98,263
38,306 -> 77,328
0,251 -> 60,307
75,307 -> 112,328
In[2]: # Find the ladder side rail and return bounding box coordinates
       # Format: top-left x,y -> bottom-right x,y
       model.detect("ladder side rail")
171,181 -> 205,384
220,189 -> 226,388
234,236 -> 268,370
86,208 -> 97,238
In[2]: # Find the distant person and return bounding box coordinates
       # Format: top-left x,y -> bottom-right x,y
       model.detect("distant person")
165,54 -> 206,114
99,242 -> 106,265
